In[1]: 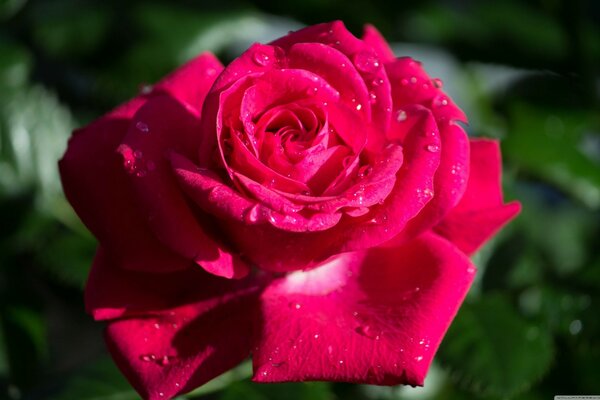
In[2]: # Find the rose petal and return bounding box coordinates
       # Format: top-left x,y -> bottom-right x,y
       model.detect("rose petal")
272,21 -> 364,57
434,139 -> 521,254
386,58 -> 467,124
393,122 -> 470,242
362,24 -> 395,63
252,232 -> 475,386
334,106 -> 443,251
105,283 -> 261,400
152,52 -> 223,115
59,98 -> 190,273
86,248 -> 257,321
286,42 -> 371,120
170,152 -> 264,223
119,95 -> 249,279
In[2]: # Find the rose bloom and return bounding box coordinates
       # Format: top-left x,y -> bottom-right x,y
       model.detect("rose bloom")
59,21 -> 520,400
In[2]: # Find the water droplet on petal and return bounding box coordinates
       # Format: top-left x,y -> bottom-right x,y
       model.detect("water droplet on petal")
139,85 -> 153,95
372,78 -> 384,86
432,78 -> 443,88
252,50 -> 272,67
410,76 -> 417,84
353,51 -> 381,74
426,144 -> 440,153
244,204 -> 260,223
395,110 -> 407,122
136,121 -> 149,133
467,266 -> 476,274
414,356 -> 423,362
355,103 -> 363,111
369,92 -> 377,104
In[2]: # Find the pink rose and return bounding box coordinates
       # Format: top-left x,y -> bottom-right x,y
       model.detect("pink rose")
59,21 -> 520,400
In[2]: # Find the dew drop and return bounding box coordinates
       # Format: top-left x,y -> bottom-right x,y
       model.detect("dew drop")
252,50 -> 272,67
372,78 -> 384,87
159,356 -> 171,366
369,92 -> 377,104
400,78 -> 408,85
159,392 -> 164,397
139,85 -> 153,95
395,110 -> 407,122
432,78 -> 443,88
357,165 -> 372,178
410,76 -> 417,84
339,360 -> 344,365
434,96 -> 449,107
244,204 -> 260,223
355,103 -> 363,111
467,266 -> 476,274
426,144 -> 440,153
353,51 -> 381,74
415,356 -> 423,362
314,334 -> 320,339
136,121 -> 150,132
135,169 -> 147,178
175,383 -> 180,388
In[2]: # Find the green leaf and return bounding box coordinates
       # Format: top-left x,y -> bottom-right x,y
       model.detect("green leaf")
438,294 -> 554,398
0,38 -> 31,88
49,357 -> 138,400
217,380 -> 332,400
503,104 -> 600,209
0,83 -> 74,214
30,1 -> 111,59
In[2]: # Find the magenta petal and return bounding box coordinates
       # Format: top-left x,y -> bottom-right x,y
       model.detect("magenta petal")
152,52 -> 223,115
286,42 -> 371,119
105,284 -> 261,400
396,122 -> 470,241
253,232 -> 475,386
59,98 -> 190,273
272,21 -> 363,57
434,139 -> 521,254
119,95 -> 248,279
86,248 -> 257,321
336,106 -> 443,251
170,152 -> 260,223
362,24 -> 395,63
386,58 -> 467,124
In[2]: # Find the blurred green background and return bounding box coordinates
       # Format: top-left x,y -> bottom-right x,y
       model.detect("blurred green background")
0,0 -> 599,399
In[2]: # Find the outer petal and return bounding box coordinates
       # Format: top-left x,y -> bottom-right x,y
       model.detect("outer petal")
392,122 -> 470,243
252,232 -> 475,385
362,24 -> 395,63
92,251 -> 264,400
386,57 -> 466,124
106,292 -> 260,400
119,95 -> 248,279
59,98 -> 190,273
434,139 -> 521,254
152,52 -> 223,115
85,248 -> 256,321
59,52 -> 224,274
